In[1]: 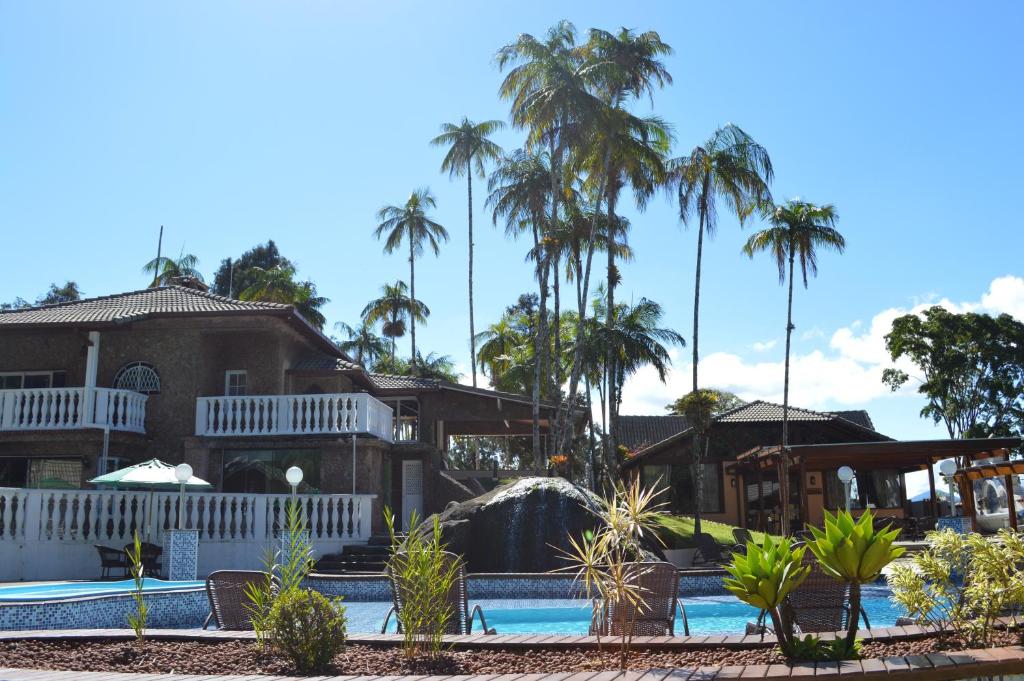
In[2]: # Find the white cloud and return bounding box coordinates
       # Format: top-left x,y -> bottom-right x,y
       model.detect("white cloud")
751,339 -> 777,352
619,275 -> 1024,416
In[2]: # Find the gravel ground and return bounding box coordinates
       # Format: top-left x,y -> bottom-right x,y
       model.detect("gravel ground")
0,633 -> 1018,676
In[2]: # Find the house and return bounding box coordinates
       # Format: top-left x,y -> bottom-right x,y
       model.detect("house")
619,401 -> 1019,532
0,286 -> 557,532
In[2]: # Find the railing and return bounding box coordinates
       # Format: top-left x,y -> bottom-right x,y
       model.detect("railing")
0,387 -> 147,433
195,392 -> 394,441
0,487 -> 376,580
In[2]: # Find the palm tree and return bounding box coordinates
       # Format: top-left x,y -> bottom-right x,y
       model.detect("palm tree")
431,117 -> 505,388
335,321 -> 388,367
373,189 -> 449,364
238,264 -> 330,329
411,351 -> 460,382
143,251 -> 204,288
361,281 -> 428,362
475,316 -> 529,389
672,124 -> 773,395
743,200 -> 846,532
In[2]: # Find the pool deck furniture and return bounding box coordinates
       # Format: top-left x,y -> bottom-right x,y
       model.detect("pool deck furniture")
125,541 -> 163,577
692,532 -> 730,566
589,561 -> 690,637
93,545 -> 128,579
787,558 -> 870,634
204,569 -> 267,630
381,550 -> 493,634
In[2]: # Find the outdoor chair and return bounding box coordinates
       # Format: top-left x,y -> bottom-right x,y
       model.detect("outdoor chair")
123,541 -> 163,577
732,528 -> 753,547
692,532 -> 729,566
589,561 -> 689,637
203,569 -> 269,630
751,555 -> 870,635
94,544 -> 129,579
380,550 -> 494,635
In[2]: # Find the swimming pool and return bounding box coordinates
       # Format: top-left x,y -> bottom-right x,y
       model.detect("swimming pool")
0,578 -> 205,602
348,584 -> 904,635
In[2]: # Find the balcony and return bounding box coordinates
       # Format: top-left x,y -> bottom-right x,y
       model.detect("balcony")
195,392 -> 394,442
0,387 -> 147,434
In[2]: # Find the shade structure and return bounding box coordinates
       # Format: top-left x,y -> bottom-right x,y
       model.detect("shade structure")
89,458 -> 212,490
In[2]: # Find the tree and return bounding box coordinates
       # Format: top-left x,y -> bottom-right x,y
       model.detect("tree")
335,321 -> 388,367
672,124 -> 773,395
37,281 -> 82,305
238,264 -> 329,329
743,200 -> 846,532
431,117 -> 505,388
371,351 -> 460,383
212,240 -> 293,298
361,281 -> 428,362
666,389 -> 745,416
374,189 -> 449,365
882,307 -> 1024,447
142,251 -> 204,288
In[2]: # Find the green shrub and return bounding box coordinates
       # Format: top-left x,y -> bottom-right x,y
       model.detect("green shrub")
268,588 -> 347,674
384,507 -> 461,659
888,528 -> 1024,647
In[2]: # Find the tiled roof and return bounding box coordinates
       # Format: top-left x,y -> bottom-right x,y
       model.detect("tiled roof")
290,354 -> 364,373
615,415 -> 689,451
370,374 -> 441,390
829,409 -> 874,430
716,401 -> 835,423
0,286 -> 288,326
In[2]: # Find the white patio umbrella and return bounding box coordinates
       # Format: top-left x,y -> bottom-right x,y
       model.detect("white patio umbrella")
89,458 -> 212,538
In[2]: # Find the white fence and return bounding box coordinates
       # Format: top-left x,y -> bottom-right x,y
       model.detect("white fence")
195,392 -> 393,442
0,488 -> 375,581
0,387 -> 147,433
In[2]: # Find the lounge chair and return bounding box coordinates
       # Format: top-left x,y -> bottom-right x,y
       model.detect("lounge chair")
95,544 -> 128,579
787,558 -> 870,634
732,528 -> 753,547
123,541 -> 163,577
203,569 -> 269,630
589,561 -> 689,636
692,532 -> 729,566
381,550 -> 493,634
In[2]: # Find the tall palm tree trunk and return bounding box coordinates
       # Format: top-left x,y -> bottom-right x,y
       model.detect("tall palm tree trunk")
551,252 -> 562,458
780,247 -> 796,533
605,200 -> 617,465
467,164 -> 478,387
691,198 -> 708,537
533,255 -> 550,473
409,238 -> 417,366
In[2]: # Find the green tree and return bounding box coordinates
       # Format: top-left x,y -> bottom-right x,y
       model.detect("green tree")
37,281 -> 82,305
239,264 -> 329,330
361,281 -> 428,363
212,240 -> 293,298
743,200 -> 846,532
431,117 -> 505,388
335,320 -> 388,367
666,389 -> 745,416
374,189 -> 449,365
882,307 -> 1024,446
142,250 -> 204,288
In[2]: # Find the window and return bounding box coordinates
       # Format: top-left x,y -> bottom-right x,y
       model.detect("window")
0,371 -> 67,390
381,398 -> 419,442
641,464 -> 672,495
221,449 -> 321,494
113,362 -> 161,394
224,370 -> 248,396
650,462 -> 723,514
825,468 -> 903,509
0,457 -> 81,488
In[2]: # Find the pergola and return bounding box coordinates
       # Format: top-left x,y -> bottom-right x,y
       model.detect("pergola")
954,459 -> 1024,532
729,437 -> 1021,532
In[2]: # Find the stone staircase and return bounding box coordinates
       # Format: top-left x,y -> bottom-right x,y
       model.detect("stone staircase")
313,534 -> 390,574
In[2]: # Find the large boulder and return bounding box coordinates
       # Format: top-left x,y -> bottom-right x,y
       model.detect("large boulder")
433,477 -> 602,573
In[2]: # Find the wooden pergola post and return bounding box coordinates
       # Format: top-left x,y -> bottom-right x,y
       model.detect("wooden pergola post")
928,462 -> 939,522
1006,473 -> 1018,531
798,455 -> 809,531
755,460 -> 765,532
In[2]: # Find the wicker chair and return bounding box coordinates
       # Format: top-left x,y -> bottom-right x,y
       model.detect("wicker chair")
749,556 -> 871,635
123,541 -> 162,577
94,544 -> 129,579
692,532 -> 728,566
733,528 -> 753,547
380,550 -> 493,635
203,570 -> 269,630
589,561 -> 689,636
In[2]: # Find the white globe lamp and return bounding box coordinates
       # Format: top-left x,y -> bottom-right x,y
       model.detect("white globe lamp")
939,459 -> 958,517
174,463 -> 193,529
285,466 -> 304,498
836,465 -> 855,512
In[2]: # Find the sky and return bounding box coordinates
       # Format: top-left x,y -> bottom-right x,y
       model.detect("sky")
2,2 -> 1023,495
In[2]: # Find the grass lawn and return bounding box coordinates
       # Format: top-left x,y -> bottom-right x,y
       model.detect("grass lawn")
656,515 -> 776,549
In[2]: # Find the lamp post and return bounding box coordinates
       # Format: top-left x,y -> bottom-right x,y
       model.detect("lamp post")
285,465 -> 304,498
174,463 -> 192,530
939,459 -> 958,517
837,465 -> 854,512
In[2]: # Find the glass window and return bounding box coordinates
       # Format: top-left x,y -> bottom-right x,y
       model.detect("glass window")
22,374 -> 51,389
27,459 -> 82,488
221,449 -> 321,494
225,370 -> 248,396
861,469 -> 902,509
0,375 -> 23,389
113,362 -> 160,394
382,398 -> 419,442
0,458 -> 29,486
660,462 -> 723,514
0,372 -> 67,390
641,464 -> 672,495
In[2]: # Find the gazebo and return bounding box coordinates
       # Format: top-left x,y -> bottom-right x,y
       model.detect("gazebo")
728,437 -> 1021,533
953,459 -> 1024,532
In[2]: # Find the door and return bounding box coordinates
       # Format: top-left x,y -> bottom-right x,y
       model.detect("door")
401,459 -> 424,530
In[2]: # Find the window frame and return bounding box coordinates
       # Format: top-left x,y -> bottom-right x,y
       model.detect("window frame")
0,371 -> 67,390
380,396 -> 420,443
224,370 -> 248,397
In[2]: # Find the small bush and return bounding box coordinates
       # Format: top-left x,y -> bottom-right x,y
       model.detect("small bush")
268,588 -> 347,674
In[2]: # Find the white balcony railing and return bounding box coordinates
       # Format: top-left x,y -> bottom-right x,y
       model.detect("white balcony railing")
195,392 -> 394,442
0,387 -> 147,433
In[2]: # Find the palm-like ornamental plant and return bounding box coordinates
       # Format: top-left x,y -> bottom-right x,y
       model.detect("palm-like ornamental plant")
743,200 -> 845,531
374,190 -> 449,364
239,264 -> 329,329
361,281 -> 429,362
431,118 -> 505,388
335,321 -> 388,367
142,251 -> 204,288
805,510 -> 904,651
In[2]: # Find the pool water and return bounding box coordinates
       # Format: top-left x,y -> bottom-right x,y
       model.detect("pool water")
0,578 -> 205,602
349,584 -> 904,636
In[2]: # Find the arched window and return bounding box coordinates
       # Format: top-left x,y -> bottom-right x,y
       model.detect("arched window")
113,361 -> 161,394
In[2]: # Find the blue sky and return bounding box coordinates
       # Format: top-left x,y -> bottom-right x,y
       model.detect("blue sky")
2,1 -> 1023,492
